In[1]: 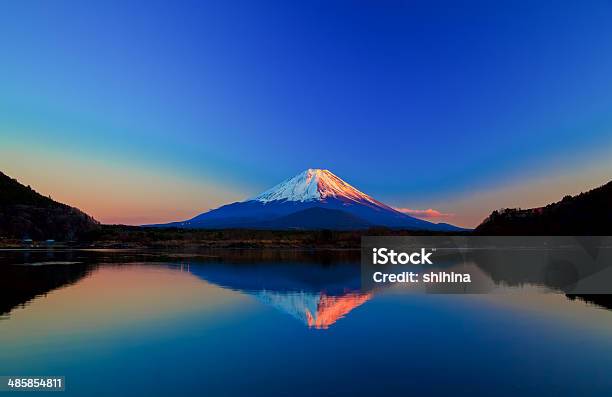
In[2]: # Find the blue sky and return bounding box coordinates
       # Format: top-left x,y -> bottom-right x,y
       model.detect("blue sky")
1,1 -> 611,226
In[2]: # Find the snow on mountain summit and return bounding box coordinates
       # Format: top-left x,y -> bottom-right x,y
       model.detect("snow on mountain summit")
252,168 -> 381,205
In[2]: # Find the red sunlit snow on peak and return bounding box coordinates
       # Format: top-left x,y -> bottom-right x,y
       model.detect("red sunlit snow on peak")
252,168 -> 387,207
305,292 -> 372,330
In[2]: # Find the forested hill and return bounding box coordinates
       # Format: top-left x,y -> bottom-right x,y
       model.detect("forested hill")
475,180 -> 612,235
0,171 -> 99,240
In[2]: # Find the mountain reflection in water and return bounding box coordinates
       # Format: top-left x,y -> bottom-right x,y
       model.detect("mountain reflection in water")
2,249 -> 612,397
256,290 -> 372,329
0,248 -> 611,328
185,259 -> 371,329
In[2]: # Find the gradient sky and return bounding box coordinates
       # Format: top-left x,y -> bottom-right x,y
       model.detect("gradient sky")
1,1 -> 611,227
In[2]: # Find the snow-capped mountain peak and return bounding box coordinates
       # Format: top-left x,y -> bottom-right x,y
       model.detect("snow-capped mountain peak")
151,168 -> 465,232
252,168 -> 380,205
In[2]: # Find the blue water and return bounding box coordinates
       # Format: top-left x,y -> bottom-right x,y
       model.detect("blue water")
1,250 -> 611,396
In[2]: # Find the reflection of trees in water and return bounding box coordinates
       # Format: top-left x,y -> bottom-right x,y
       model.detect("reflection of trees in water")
465,241 -> 612,312
0,249 -> 363,322
0,262 -> 95,316
566,295 -> 612,311
1,246 -> 610,322
470,248 -> 610,291
369,236 -> 612,312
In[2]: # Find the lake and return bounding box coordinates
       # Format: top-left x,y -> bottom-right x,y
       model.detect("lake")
1,249 -> 612,396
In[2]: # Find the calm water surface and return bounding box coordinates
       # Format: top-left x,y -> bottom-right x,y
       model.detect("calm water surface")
1,250 -> 611,396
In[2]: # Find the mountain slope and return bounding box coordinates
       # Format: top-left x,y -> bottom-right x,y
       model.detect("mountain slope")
258,207 -> 372,230
156,169 -> 464,231
475,180 -> 612,235
0,171 -> 99,240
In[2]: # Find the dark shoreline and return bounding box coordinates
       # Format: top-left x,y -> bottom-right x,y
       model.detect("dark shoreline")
1,224 -> 470,250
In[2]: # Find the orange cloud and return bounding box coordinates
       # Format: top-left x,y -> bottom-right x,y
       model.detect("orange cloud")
395,208 -> 454,220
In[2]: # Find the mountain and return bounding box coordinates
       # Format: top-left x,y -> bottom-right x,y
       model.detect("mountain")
0,171 -> 99,240
259,207 -> 372,230
156,169 -> 463,231
475,180 -> 612,235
